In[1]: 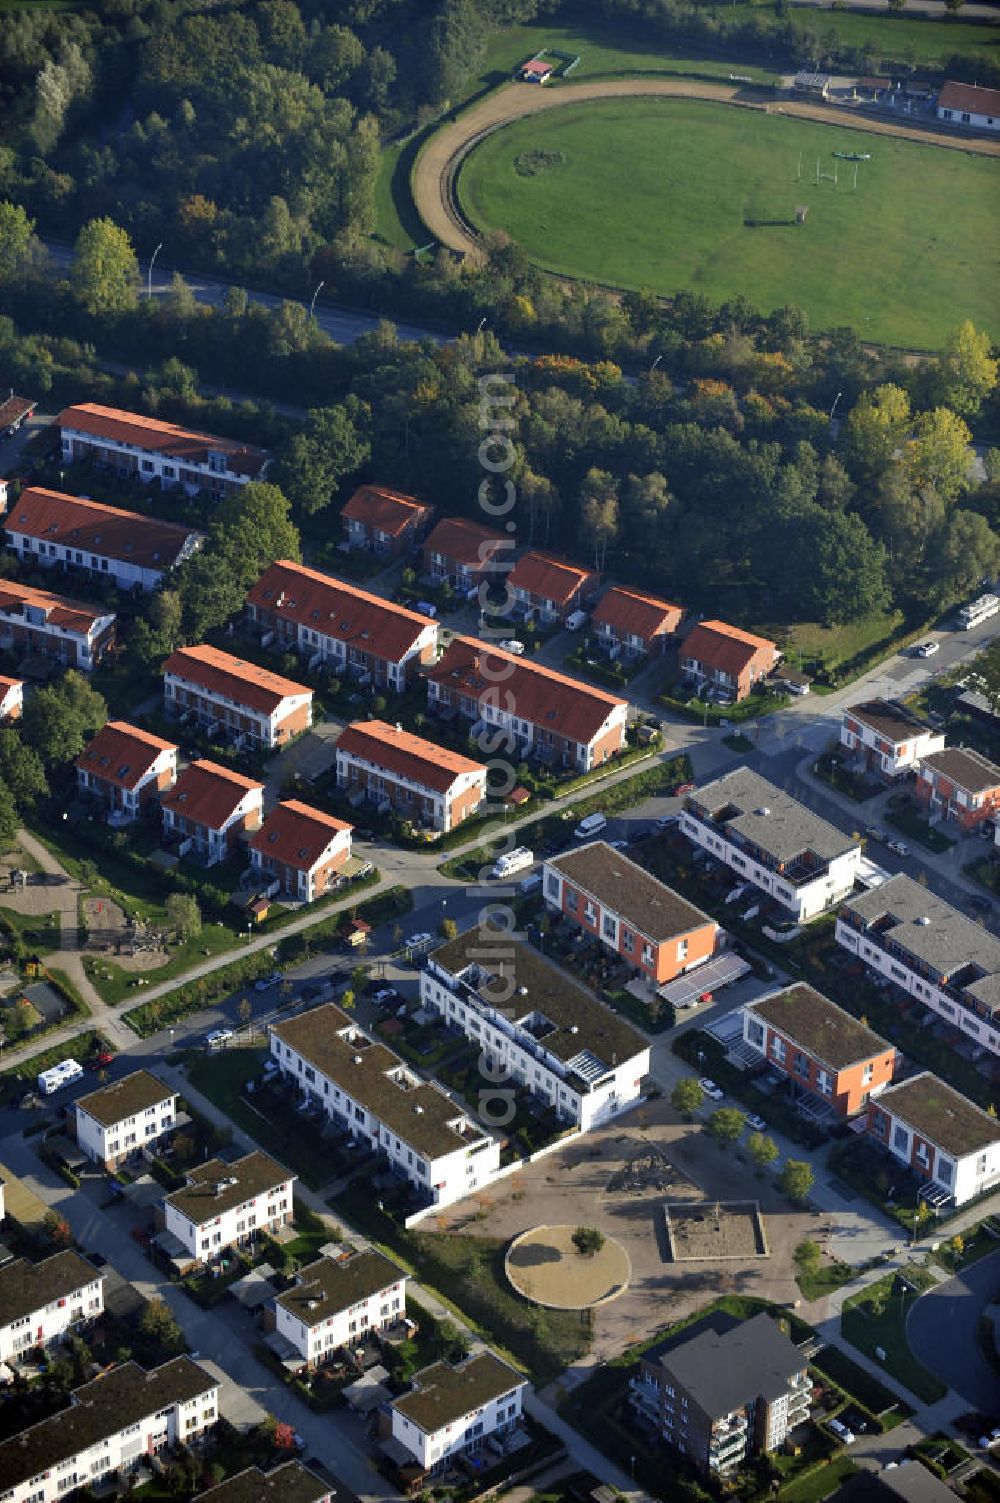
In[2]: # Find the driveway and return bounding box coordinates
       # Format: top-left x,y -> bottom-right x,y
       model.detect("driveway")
906,1248 -> 1000,1411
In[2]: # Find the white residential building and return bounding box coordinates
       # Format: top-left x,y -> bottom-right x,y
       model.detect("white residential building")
867,1072 -> 1000,1208
273,1248 -> 407,1367
421,933 -> 651,1133
937,80 -> 1000,130
74,1070 -> 179,1170
161,1151 -> 295,1263
0,579 -> 115,671
270,1004 -> 501,1210
163,644 -> 313,750
680,768 -> 863,922
0,676 -> 23,722
0,1252 -> 104,1363
58,403 -> 268,499
839,699 -> 945,781
389,1352 -> 528,1472
0,1358 -> 218,1503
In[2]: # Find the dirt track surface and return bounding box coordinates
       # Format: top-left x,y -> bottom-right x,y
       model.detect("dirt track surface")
413,79 -> 1000,256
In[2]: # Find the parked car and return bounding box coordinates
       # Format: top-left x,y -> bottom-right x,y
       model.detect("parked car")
655,814 -> 677,831
371,987 -> 398,1006
887,839 -> 910,857
978,1429 -> 1000,1449
865,825 -> 886,842
253,972 -> 283,993
499,639 -> 525,656
698,1077 -> 724,1101
205,1028 -> 234,1050
915,640 -> 940,658
86,1049 -> 115,1070
745,1112 -> 766,1132
828,1419 -> 856,1444
674,782 -> 695,796
406,932 -> 433,951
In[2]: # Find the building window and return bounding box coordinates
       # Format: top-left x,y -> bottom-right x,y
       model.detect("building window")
893,1125 -> 908,1154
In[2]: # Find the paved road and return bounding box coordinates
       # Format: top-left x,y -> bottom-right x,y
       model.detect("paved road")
907,1249 -> 1000,1411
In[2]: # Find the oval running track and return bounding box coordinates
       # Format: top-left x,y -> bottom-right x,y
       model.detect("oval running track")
412,78 -> 1000,258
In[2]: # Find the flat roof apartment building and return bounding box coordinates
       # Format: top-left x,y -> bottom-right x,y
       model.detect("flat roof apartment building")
630,1313 -> 810,1476
0,1357 -> 218,1502
335,719 -> 488,833
6,487 -> 202,593
270,1003 -> 501,1211
59,402 -> 268,499
840,699 -> 945,781
74,1069 -> 178,1170
273,1247 -> 407,1368
163,643 -> 313,749
427,636 -> 628,772
743,985 -> 897,1117
867,1072 -> 1000,1208
389,1353 -> 527,1472
0,1251 -> 104,1363
542,841 -> 720,987
0,578 -> 115,670
161,1151 -> 295,1263
681,768 -> 863,922
837,873 -> 1000,1059
195,1462 -> 336,1503
422,931 -> 651,1132
247,560 -> 438,691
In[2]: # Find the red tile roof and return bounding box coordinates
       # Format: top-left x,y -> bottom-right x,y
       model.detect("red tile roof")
427,636 -> 627,747
9,487 -> 200,572
0,578 -> 111,637
522,58 -> 554,75
592,586 -> 683,642
161,759 -> 263,831
163,644 -> 312,718
422,517 -> 507,569
336,720 -> 487,796
682,620 -> 777,678
508,551 -> 598,607
76,720 -> 177,791
59,403 -> 268,476
247,561 -> 435,665
0,674 -> 22,698
341,485 -> 432,538
250,799 -> 353,872
938,80 -> 1000,116
0,395 -> 35,429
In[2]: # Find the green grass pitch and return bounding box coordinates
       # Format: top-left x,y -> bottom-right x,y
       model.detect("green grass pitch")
457,99 -> 1000,349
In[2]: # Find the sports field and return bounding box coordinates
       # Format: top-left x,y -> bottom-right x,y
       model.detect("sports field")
457,99 -> 1000,348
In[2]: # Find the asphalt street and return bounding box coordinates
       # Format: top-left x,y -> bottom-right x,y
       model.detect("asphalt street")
907,1250 -> 1000,1412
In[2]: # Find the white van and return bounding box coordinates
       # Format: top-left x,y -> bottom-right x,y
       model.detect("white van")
573,812 -> 607,840
565,610 -> 588,632
493,846 -> 534,879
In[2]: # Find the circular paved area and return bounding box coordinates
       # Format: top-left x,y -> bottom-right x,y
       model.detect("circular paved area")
906,1248 -> 1000,1410
505,1224 -> 631,1309
412,79 -> 1000,258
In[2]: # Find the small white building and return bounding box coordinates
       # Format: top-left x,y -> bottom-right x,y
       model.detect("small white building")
74,1070 -> 179,1170
273,1248 -> 407,1367
0,1251 -> 104,1363
269,1004 -> 501,1211
0,1357 -> 218,1503
867,1071 -> 1000,1208
840,699 -> 945,781
0,675 -> 23,722
161,1151 -> 295,1263
680,768 -> 863,922
389,1352 -> 528,1472
421,933 -> 651,1133
937,80 -> 1000,131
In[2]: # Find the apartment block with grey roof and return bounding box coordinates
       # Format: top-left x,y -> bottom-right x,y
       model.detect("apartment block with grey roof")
836,873 -> 1000,1059
629,1313 -> 811,1476
681,769 -> 862,922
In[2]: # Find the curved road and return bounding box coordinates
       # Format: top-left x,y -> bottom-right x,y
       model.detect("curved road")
907,1249 -> 1000,1411
412,78 -> 1000,257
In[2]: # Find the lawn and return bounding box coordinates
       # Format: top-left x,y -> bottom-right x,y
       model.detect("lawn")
886,803 -> 955,853
82,922 -> 239,1006
781,4 -> 1000,70
457,98 -> 1000,348
777,1456 -> 859,1503
841,1268 -> 947,1404
796,1259 -> 855,1302
776,611 -> 905,674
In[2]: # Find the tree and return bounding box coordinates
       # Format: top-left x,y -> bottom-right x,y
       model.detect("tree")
72,217 -> 139,315
433,1319 -> 471,1362
777,1160 -> 815,1204
272,402 -> 371,515
238,996 -> 253,1036
933,509 -> 1000,602
579,468 -> 619,571
21,672 -> 107,767
904,407 -> 973,504
43,1210 -> 73,1248
844,383 -> 911,481
0,201 -> 36,284
793,1239 -> 822,1276
935,320 -> 997,415
340,989 -> 355,1011
440,917 -> 458,941
0,779 -> 16,848
139,1297 -> 184,1357
706,1107 -> 746,1147
747,1132 -> 779,1171
214,481 -> 301,589
671,1078 -> 704,1118
0,731 -> 48,811
950,1232 -> 965,1259
165,893 -> 201,942
572,1225 -> 606,1257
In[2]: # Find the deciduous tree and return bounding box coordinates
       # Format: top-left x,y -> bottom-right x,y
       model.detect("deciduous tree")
72,217 -> 139,315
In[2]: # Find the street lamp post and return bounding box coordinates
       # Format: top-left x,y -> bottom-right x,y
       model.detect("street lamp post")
308,279 -> 326,321
147,243 -> 163,301
829,390 -> 843,422
650,354 -> 663,373
476,316 -> 487,335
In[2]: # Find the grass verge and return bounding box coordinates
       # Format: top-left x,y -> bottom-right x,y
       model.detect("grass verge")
841,1268 -> 946,1404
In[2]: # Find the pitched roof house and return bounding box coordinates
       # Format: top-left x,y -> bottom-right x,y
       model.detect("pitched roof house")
161,760 -> 264,866
0,674 -> 23,721
6,486 -> 202,592
680,621 -> 778,702
508,550 -> 600,622
163,643 -> 313,749
0,578 -> 116,670
75,721 -> 178,819
937,80 -> 1000,129
341,485 -> 434,557
591,586 -> 683,658
335,719 -> 488,832
59,402 -> 268,497
249,799 -> 353,901
422,517 -> 508,591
